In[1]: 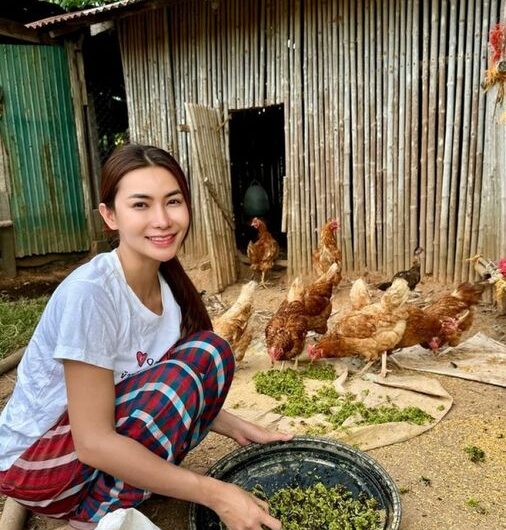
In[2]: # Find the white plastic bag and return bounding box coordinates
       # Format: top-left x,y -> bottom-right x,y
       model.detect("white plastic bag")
96,508 -> 161,530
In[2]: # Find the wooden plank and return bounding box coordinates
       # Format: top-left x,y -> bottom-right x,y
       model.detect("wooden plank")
0,18 -> 52,44
185,104 -> 237,291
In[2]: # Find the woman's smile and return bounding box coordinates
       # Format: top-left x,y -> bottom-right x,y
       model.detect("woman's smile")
147,234 -> 177,247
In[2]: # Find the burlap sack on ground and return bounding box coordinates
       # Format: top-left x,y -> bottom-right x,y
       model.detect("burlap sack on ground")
390,332 -> 506,388
228,343 -> 452,450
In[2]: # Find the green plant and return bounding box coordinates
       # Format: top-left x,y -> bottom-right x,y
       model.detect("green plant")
46,0 -> 116,11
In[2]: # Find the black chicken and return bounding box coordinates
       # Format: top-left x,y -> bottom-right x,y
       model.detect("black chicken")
377,247 -> 424,291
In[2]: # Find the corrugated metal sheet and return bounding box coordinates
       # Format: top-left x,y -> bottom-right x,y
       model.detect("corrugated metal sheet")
0,44 -> 89,256
25,0 -> 151,29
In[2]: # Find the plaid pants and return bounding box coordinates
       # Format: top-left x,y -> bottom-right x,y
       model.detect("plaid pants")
0,330 -> 234,524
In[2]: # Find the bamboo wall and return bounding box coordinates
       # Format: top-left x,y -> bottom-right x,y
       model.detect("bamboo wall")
118,0 -> 506,282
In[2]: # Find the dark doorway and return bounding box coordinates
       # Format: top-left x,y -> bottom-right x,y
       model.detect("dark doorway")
229,105 -> 286,257
82,29 -> 129,207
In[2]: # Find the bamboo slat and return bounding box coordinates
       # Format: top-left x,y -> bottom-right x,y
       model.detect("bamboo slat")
397,1 -> 413,264
352,0 -> 366,270
425,0 -> 440,275
419,0 -> 430,275
375,0 -> 385,272
342,0 -> 353,272
385,0 -> 395,275
316,1 -> 326,238
438,0 -> 459,283
336,0 -> 346,270
465,0 -> 493,281
367,0 -> 378,270
410,0 -> 420,256
453,0 -> 476,281
447,0 -> 468,281
397,0 -> 406,271
304,0 -> 315,245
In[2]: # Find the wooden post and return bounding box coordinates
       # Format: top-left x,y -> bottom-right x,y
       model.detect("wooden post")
0,222 -> 16,277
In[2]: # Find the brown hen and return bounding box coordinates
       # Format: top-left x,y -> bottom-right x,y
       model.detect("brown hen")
420,282 -> 485,348
312,218 -> 342,286
265,277 -> 308,368
213,281 -> 257,362
396,305 -> 461,351
247,217 -> 279,288
303,263 -> 339,334
308,278 -> 410,377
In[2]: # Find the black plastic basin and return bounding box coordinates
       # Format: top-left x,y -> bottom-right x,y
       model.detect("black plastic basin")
189,436 -> 401,529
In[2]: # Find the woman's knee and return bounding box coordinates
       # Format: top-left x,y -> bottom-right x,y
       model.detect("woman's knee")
171,330 -> 236,379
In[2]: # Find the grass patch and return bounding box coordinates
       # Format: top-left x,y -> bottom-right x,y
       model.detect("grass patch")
0,296 -> 48,359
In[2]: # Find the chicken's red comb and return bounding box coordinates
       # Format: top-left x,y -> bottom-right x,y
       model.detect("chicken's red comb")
489,23 -> 506,64
499,257 -> 506,276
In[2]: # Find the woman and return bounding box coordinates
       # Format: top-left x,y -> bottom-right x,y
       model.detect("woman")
0,144 -> 291,530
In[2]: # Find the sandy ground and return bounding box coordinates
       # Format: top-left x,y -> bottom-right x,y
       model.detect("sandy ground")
0,257 -> 505,530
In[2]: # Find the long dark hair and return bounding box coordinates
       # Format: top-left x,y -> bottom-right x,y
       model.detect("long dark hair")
100,144 -> 212,336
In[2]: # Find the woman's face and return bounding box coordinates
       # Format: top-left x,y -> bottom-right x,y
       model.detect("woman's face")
99,165 -> 190,265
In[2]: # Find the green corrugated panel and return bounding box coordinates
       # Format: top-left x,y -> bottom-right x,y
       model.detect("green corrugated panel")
0,44 -> 89,257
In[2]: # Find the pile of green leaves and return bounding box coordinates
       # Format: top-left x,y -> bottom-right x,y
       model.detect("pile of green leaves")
254,368 -> 434,430
253,365 -> 337,399
216,482 -> 384,530
0,296 -> 47,359
256,482 -> 384,530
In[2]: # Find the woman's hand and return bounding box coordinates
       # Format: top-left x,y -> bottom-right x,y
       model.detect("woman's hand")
207,479 -> 282,530
211,410 -> 293,446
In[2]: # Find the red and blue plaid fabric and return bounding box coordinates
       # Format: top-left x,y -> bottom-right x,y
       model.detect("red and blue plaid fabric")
0,330 -> 234,524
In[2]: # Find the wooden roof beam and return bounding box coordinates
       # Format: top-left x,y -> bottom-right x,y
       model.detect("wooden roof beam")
0,18 -> 54,44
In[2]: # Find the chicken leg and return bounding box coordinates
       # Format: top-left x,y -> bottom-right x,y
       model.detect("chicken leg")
380,352 -> 391,378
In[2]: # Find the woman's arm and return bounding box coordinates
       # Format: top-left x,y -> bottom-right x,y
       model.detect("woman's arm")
64,361 -> 281,530
210,409 -> 293,446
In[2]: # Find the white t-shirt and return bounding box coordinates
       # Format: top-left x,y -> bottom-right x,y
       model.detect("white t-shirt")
0,250 -> 182,471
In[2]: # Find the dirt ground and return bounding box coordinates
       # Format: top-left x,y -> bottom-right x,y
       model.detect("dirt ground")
0,255 -> 505,530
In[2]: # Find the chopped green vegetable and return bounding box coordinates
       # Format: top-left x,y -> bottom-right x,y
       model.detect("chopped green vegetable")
466,497 -> 487,514
464,445 -> 486,463
255,370 -> 434,428
217,482 -> 385,529
299,363 -> 337,380
253,369 -> 304,399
